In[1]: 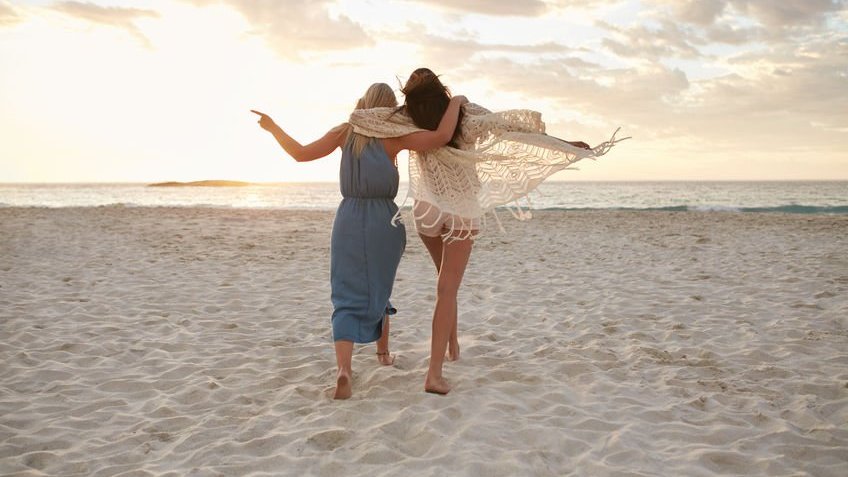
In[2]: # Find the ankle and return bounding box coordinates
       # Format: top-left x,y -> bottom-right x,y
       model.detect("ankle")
426,370 -> 442,381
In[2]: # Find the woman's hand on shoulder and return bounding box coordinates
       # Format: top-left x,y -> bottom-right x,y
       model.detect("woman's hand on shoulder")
451,95 -> 469,106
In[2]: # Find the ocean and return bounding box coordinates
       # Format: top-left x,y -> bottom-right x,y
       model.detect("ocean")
1,182 -> 846,214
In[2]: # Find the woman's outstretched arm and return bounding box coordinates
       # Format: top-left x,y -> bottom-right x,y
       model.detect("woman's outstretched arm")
383,96 -> 468,156
251,110 -> 348,162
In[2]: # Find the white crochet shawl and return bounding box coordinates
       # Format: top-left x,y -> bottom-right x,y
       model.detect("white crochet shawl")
349,103 -> 628,239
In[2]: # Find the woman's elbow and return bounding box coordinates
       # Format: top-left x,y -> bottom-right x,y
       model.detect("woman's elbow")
290,151 -> 309,162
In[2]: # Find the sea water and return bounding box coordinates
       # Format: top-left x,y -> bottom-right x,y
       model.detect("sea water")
1,182 -> 846,214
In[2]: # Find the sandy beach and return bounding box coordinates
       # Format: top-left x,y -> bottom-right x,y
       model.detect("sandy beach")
1,207 -> 846,476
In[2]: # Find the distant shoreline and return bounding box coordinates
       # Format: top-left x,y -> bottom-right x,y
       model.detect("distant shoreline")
147,180 -> 252,187
2,182 -> 847,212
2,180 -> 847,186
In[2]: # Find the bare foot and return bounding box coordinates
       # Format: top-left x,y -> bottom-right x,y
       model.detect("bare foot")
333,370 -> 352,400
424,373 -> 451,395
446,339 -> 460,362
376,351 -> 395,366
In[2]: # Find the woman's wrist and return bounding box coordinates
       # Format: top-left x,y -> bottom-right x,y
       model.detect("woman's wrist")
268,123 -> 285,137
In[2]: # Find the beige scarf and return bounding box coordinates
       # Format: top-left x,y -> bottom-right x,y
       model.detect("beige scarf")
349,103 -> 628,239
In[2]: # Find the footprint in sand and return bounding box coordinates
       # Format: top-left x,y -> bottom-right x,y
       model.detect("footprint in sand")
306,429 -> 353,451
22,451 -> 57,470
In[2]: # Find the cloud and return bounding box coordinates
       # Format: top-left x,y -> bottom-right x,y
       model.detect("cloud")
720,36 -> 848,122
0,1 -> 19,27
596,0 -> 846,63
670,0 -> 726,25
404,0 -> 549,16
51,1 -> 158,46
405,0 -> 620,16
736,0 -> 846,27
471,58 -> 689,119
402,28 -> 588,68
182,0 -> 372,57
464,30 -> 847,150
663,0 -> 846,29
599,19 -> 704,59
703,23 -> 761,44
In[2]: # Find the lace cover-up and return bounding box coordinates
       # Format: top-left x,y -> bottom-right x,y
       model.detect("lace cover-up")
349,103 -> 628,239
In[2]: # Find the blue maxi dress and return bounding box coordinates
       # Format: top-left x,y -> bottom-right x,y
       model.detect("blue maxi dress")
330,139 -> 406,343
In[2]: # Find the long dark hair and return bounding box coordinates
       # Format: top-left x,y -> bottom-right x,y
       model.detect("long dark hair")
401,68 -> 463,147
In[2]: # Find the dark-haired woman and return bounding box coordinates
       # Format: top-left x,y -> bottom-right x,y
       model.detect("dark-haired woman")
348,71 -> 626,395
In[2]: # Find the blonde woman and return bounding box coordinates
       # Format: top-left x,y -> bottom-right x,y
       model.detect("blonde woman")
252,83 -> 467,399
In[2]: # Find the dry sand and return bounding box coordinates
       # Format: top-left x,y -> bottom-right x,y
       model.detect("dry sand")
1,207 -> 846,476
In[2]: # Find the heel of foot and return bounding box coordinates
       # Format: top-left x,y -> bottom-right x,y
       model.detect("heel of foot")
334,373 -> 352,400
424,376 -> 451,395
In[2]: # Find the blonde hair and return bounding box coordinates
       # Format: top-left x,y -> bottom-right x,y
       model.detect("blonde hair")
346,83 -> 398,158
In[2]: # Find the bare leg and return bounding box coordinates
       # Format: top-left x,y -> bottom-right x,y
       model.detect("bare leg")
333,340 -> 353,400
419,233 -> 460,361
425,235 -> 473,394
375,315 -> 394,366
419,233 -> 444,274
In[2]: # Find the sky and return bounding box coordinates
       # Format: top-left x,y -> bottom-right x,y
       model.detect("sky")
1,0 -> 846,183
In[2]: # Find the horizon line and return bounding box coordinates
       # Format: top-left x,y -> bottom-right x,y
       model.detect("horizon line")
2,179 -> 848,185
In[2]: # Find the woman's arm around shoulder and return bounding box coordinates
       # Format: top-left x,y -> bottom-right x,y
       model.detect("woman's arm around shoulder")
251,109 -> 349,162
382,96 -> 468,157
